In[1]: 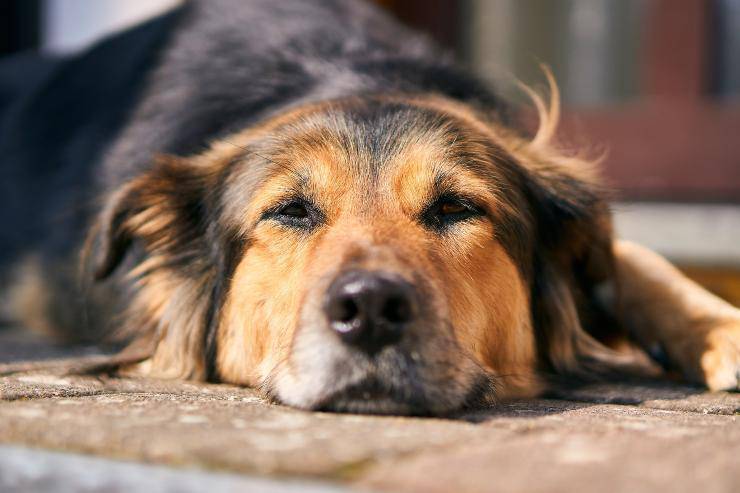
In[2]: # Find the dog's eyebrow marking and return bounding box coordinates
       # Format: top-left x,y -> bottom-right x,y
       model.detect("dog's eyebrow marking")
430,168 -> 493,199
432,171 -> 457,192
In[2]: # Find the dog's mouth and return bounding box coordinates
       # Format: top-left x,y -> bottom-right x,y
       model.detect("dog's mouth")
312,376 -> 433,415
301,367 -> 496,416
275,306 -> 495,415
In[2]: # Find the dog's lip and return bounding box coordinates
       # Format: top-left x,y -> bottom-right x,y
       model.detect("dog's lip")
309,368 -> 496,415
311,377 -> 430,415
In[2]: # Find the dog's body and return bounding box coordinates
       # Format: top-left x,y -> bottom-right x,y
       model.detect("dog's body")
1,0 -> 739,415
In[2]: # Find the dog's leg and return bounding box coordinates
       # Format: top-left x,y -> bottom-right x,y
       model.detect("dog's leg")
612,240 -> 740,390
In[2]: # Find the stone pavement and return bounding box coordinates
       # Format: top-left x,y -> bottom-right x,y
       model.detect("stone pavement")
0,445 -> 346,493
1,327 -> 738,493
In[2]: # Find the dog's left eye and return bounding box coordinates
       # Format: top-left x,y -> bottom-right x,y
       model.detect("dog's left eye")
438,201 -> 468,216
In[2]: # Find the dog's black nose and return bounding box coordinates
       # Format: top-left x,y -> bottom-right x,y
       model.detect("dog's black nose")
324,270 -> 416,353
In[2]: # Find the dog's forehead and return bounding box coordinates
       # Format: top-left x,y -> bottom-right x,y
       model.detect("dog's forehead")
272,102 -> 500,188
275,102 -> 456,162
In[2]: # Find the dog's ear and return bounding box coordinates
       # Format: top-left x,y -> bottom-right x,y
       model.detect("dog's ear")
88,155 -> 228,380
523,151 -> 648,380
512,77 -> 649,381
91,155 -> 212,280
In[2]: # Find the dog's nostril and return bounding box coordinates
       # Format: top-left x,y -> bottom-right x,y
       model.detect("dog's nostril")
335,297 -> 359,323
381,295 -> 411,324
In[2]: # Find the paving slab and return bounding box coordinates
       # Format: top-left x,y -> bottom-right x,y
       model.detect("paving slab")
1,327 -> 738,493
0,445 -> 347,493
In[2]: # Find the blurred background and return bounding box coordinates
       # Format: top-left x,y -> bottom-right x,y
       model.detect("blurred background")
1,0 -> 739,304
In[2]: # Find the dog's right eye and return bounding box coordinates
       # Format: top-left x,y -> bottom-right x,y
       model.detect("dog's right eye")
279,202 -> 308,218
421,194 -> 483,231
263,199 -> 322,230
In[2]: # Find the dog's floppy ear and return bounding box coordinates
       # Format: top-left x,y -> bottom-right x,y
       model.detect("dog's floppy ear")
91,155 -> 212,280
514,76 -> 648,381
523,159 -> 627,379
88,155 -> 230,380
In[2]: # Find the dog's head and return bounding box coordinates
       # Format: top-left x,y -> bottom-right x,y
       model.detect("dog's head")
93,91 -> 620,415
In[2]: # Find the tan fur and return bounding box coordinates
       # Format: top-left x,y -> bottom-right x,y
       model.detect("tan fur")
613,240 -> 740,390
120,268 -> 212,380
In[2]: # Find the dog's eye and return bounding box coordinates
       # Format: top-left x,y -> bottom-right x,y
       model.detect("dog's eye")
279,202 -> 308,218
438,201 -> 468,216
264,199 -> 322,230
422,195 -> 481,230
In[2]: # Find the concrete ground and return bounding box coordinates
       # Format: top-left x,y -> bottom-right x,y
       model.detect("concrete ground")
1,327 -> 738,493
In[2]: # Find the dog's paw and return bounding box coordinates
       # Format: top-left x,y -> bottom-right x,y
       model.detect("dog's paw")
699,320 -> 740,391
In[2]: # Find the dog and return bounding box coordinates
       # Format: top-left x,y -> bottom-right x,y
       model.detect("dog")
1,0 -> 738,415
